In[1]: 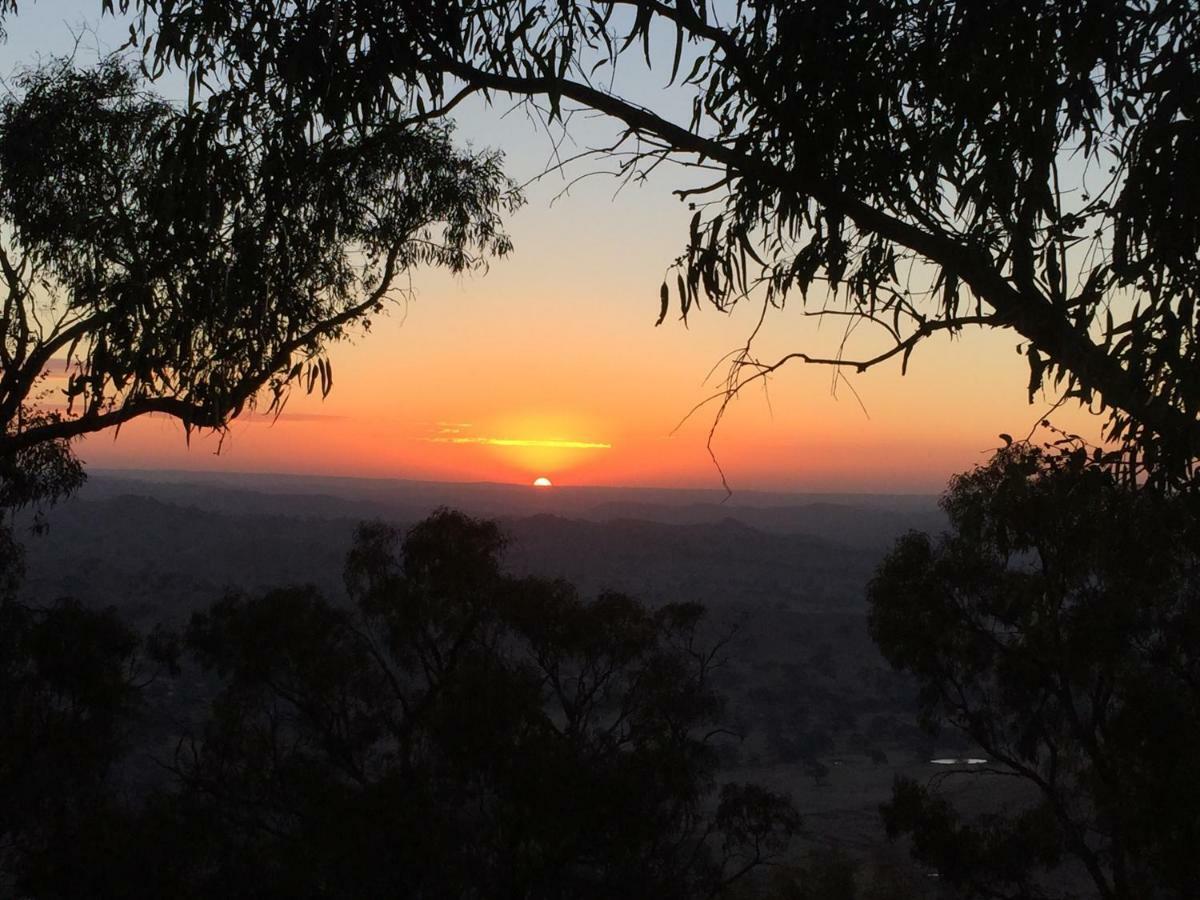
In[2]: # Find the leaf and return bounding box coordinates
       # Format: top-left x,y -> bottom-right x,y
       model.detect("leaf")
656,282 -> 669,326
669,23 -> 684,85
1027,347 -> 1045,403
689,210 -> 702,248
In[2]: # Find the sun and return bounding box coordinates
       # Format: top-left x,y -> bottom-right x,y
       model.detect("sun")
532,476 -> 553,488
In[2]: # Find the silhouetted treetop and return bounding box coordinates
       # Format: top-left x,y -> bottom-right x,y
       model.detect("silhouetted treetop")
89,509 -> 800,899
116,0 -> 1200,485
870,444 -> 1200,898
0,56 -> 517,503
0,589 -> 150,891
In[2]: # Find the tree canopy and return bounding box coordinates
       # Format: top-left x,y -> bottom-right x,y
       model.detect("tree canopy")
869,444 -> 1200,899
0,534 -> 157,893
114,0 -> 1200,485
15,509 -> 798,899
0,55 -> 516,506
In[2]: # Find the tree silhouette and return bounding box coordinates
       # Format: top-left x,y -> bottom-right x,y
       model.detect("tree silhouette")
112,0 -> 1200,485
45,510 -> 798,899
0,531 -> 161,894
0,56 -> 516,504
869,444 -> 1200,899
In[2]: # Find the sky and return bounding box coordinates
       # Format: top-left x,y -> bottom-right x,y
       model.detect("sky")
4,3 -> 1104,493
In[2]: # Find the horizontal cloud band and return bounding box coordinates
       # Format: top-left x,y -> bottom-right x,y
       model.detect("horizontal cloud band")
429,437 -> 611,449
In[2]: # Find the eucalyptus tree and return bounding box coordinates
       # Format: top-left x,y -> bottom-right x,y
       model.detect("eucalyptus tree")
0,56 -> 516,506
112,0 -> 1200,486
870,443 -> 1200,898
0,59 -> 516,863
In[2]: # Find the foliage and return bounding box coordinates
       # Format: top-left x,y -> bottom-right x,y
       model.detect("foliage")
764,850 -> 858,900
756,848 -> 927,900
112,0 -> 1200,486
869,445 -> 1200,899
0,409 -> 84,515
0,566 -> 148,893
46,509 -> 797,899
0,55 -> 517,505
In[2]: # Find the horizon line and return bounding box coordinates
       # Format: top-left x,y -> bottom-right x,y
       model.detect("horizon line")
85,465 -> 940,499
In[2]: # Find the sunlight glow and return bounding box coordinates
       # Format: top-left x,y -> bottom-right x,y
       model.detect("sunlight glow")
429,437 -> 611,449
533,476 -> 553,487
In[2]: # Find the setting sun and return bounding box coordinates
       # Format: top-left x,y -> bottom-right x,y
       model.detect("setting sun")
532,476 -> 553,487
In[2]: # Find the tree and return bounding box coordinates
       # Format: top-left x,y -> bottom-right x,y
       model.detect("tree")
868,444 -> 1200,899
48,510 -> 798,899
0,528 -> 163,893
0,46 -> 517,884
762,850 -> 858,900
113,0 -> 1200,486
0,57 -> 517,879
0,55 -> 516,505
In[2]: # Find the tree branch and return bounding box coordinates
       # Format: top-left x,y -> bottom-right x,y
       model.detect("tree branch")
437,60 -> 1199,456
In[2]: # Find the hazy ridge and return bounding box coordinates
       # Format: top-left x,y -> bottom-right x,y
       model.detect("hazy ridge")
17,471 -> 943,626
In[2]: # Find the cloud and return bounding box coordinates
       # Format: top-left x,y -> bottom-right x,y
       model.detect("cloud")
428,436 -> 611,450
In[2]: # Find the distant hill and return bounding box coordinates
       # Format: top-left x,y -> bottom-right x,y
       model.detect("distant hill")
16,493 -> 354,625
12,472 -> 923,625
580,500 -> 944,549
502,514 -> 874,610
82,469 -> 943,544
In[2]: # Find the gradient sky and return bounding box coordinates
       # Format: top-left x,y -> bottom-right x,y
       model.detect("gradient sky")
5,4 -> 1104,493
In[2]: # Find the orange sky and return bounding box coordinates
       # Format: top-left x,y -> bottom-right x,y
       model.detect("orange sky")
15,5 -> 1105,494
77,169 -> 1103,493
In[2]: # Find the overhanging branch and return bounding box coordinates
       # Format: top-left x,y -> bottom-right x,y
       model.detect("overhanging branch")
438,60 -> 1199,457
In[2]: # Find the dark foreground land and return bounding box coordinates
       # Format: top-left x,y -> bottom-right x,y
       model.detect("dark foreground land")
16,471 -> 994,892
